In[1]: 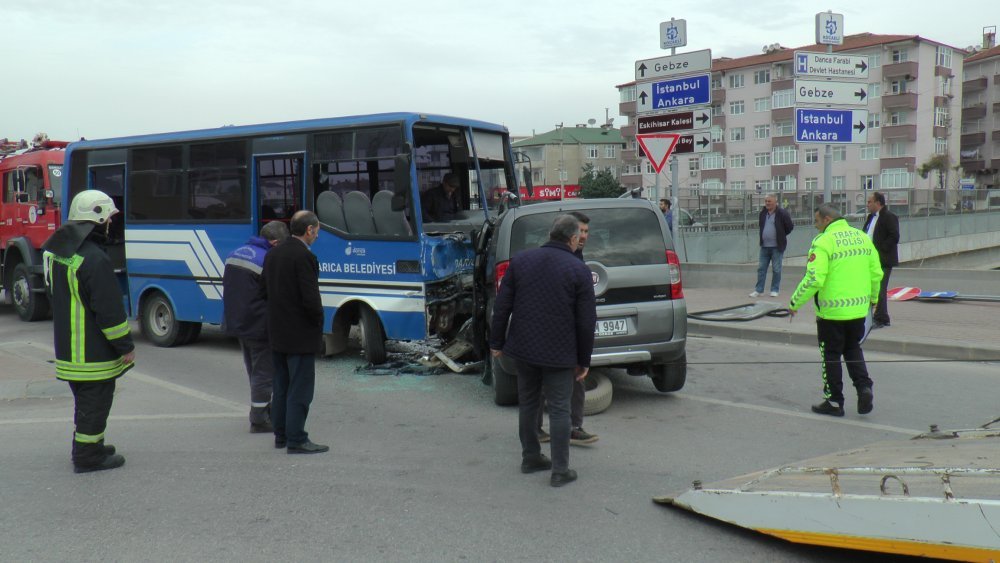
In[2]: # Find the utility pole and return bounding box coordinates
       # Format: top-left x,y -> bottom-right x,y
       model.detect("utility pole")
557,123 -> 566,200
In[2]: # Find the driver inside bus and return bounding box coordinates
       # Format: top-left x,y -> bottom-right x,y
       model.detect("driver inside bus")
421,173 -> 461,222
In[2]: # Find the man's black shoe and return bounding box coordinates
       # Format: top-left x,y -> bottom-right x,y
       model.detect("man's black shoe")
274,437 -> 286,449
74,454 -> 125,474
550,469 -> 578,487
521,454 -> 552,474
287,441 -> 329,454
858,387 -> 874,414
250,421 -> 273,434
811,400 -> 845,417
873,322 -> 890,329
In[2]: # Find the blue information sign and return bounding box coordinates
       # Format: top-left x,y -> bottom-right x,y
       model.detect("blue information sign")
637,73 -> 710,114
794,107 -> 868,144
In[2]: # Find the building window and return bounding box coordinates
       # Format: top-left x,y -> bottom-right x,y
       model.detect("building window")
860,174 -> 877,190
729,100 -> 745,115
702,152 -> 724,170
754,69 -> 771,84
936,46 -> 953,68
934,106 -> 950,128
934,137 -> 948,154
881,168 -> 911,188
774,120 -> 794,137
869,52 -> 881,68
712,104 -> 724,117
729,154 -> 745,168
832,176 -> 846,191
868,82 -> 881,98
891,49 -> 908,63
605,166 -> 617,177
620,85 -> 636,103
772,146 -> 797,165
729,74 -> 744,88
886,142 -> 907,157
804,177 -> 819,192
711,76 -> 722,89
605,144 -> 616,159
587,145 -> 598,159
710,126 -> 723,143
644,161 -> 655,174
773,175 -> 796,192
730,180 -> 746,191
730,127 -> 746,142
860,144 -> 880,160
805,148 -> 819,163
772,89 -> 794,109
689,158 -> 700,172
887,111 -> 907,126
703,179 -> 725,194
889,80 -> 907,95
832,146 -> 847,162
867,112 -> 881,129
754,179 -> 771,192
754,152 -> 771,167
754,97 -> 771,112
754,124 -> 770,140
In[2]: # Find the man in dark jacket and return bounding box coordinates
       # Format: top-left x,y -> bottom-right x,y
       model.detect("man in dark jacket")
490,214 -> 597,488
751,193 -> 795,298
42,190 -> 134,473
421,173 -> 461,222
260,211 -> 327,454
864,192 -> 900,328
223,221 -> 289,433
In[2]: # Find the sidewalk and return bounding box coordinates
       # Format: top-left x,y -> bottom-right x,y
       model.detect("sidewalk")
685,287 -> 1000,362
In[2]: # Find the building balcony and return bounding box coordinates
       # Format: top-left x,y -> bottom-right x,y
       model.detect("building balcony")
621,149 -> 638,161
961,131 -> 986,146
933,126 -> 949,139
771,106 -> 793,121
700,169 -> 727,182
882,92 -> 918,110
881,124 -> 917,141
712,89 -> 726,104
712,114 -> 726,128
934,65 -> 954,78
771,164 -> 798,176
994,102 -> 1000,114
933,95 -> 952,108
962,159 -> 985,170
993,130 -> 1000,142
772,135 -> 796,147
962,104 -> 987,120
882,61 -> 918,80
771,78 -> 793,93
879,156 -> 916,171
620,124 -> 636,137
962,76 -> 988,93
619,101 -> 636,116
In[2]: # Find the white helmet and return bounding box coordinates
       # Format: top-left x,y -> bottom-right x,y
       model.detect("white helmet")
69,190 -> 118,224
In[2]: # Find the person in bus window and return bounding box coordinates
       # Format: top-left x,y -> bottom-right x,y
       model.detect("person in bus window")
421,172 -> 461,222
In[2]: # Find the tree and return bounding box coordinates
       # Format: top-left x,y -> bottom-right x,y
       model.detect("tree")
578,164 -> 624,199
917,154 -> 951,189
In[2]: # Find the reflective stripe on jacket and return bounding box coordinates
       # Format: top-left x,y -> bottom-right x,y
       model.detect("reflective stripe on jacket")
789,218 -> 883,321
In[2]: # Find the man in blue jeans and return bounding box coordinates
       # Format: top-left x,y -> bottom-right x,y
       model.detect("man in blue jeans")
751,193 -> 794,298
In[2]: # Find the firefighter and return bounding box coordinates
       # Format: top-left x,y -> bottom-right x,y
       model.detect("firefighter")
43,189 -> 135,473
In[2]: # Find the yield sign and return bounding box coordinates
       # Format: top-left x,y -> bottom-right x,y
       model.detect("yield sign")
636,133 -> 680,174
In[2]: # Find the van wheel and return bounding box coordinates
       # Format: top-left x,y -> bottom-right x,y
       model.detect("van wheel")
650,353 -> 687,393
491,354 -> 518,406
359,306 -> 387,365
141,292 -> 186,347
583,371 -> 613,415
11,263 -> 49,322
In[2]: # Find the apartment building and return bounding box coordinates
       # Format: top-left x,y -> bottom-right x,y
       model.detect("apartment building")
618,33 -> 965,216
513,124 -> 625,190
960,36 -> 1000,188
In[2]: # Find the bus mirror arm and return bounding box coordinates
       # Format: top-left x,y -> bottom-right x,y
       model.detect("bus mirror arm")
392,152 -> 413,211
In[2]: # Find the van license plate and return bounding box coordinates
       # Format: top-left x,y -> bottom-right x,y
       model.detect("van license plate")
595,318 -> 627,337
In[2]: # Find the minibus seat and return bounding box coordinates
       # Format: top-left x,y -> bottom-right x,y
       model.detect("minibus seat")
343,191 -> 378,235
316,191 -> 348,232
372,190 -> 412,237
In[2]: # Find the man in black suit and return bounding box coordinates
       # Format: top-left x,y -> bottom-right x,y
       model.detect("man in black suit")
260,210 -> 328,453
863,192 -> 900,328
490,214 -> 597,488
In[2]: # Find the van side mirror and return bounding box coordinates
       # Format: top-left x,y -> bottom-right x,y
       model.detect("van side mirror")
392,151 -> 412,212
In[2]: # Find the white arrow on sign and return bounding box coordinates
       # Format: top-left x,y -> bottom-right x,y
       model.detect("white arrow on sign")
636,133 -> 681,174
794,79 -> 868,106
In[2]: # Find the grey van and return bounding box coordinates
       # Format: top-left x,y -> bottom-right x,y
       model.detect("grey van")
475,198 -> 687,405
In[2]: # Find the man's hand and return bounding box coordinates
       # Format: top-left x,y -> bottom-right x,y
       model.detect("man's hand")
122,351 -> 136,364
490,349 -> 501,358
575,366 -> 589,381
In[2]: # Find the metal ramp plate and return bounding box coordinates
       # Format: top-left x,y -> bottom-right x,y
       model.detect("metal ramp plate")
688,301 -> 790,322
655,427 -> 1000,561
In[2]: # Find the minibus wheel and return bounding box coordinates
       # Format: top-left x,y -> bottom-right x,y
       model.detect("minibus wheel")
359,306 -> 387,365
140,291 -> 185,347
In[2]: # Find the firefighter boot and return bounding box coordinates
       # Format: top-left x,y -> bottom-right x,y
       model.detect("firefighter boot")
72,441 -> 125,474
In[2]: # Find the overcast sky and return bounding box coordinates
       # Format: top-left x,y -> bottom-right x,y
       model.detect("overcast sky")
6,1 -> 992,143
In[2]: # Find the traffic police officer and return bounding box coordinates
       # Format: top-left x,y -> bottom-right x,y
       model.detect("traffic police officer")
43,190 -> 134,473
789,204 -> 882,417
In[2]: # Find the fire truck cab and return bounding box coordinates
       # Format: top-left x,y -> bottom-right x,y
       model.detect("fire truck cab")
0,136 -> 66,321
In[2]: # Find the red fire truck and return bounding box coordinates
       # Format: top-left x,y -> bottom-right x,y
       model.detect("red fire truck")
0,135 -> 67,321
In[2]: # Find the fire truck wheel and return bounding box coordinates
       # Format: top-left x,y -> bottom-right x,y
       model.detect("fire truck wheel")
11,263 -> 50,322
359,306 -> 387,365
141,292 -> 185,347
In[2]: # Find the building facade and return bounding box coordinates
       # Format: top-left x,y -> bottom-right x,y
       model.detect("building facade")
513,125 -> 625,194
618,33 -> 971,217
960,35 -> 1000,189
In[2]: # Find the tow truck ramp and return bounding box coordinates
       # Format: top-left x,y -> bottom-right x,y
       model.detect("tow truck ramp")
655,424 -> 1000,561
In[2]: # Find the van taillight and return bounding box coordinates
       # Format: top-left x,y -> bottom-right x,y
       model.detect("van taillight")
666,250 -> 683,299
494,260 -> 510,294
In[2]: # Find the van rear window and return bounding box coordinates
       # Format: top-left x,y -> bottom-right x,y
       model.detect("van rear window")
510,207 -> 665,266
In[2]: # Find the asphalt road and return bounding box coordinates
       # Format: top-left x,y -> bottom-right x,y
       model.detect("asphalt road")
2,313 -> 997,562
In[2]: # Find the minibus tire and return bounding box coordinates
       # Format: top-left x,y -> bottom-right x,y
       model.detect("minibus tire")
180,322 -> 202,345
359,306 -> 387,365
491,355 -> 518,406
141,292 -> 185,347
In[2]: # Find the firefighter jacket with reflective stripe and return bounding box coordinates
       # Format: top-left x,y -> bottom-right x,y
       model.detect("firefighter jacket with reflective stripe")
789,218 -> 883,321
43,229 -> 134,382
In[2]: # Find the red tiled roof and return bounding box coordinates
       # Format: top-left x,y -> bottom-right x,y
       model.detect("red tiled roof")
965,44 -> 1000,63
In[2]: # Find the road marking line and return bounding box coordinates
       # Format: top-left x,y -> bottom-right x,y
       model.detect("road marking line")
0,412 -> 245,426
127,370 -> 245,412
682,394 -> 921,435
